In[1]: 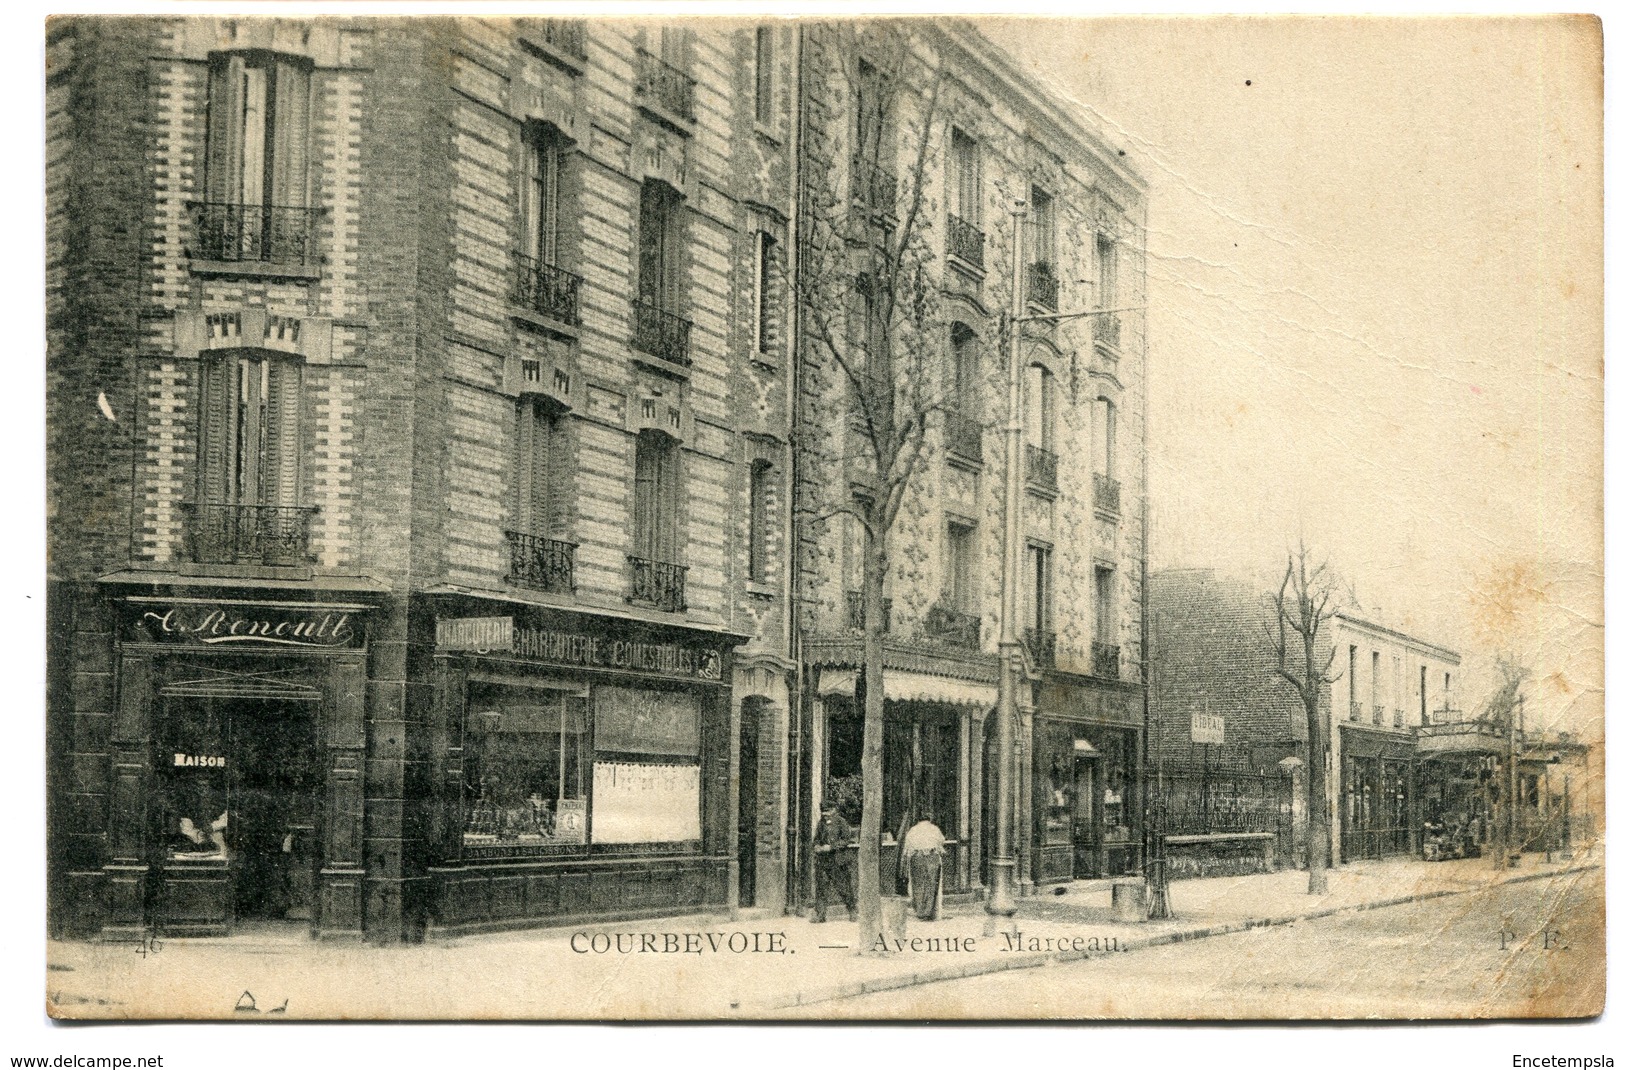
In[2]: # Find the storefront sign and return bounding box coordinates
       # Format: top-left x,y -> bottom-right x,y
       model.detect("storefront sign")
555,799 -> 587,844
595,686 -> 701,756
437,615 -> 723,681
173,753 -> 226,768
1192,711 -> 1226,745
590,761 -> 702,844
128,602 -> 364,649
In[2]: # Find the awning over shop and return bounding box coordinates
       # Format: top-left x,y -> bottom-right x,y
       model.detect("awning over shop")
818,668 -> 998,710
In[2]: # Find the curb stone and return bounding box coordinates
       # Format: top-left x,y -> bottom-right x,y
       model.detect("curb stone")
759,861 -> 1599,1012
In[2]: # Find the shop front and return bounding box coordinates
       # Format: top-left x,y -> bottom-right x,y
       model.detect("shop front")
1031,673 -> 1143,884
1337,725 -> 1417,861
95,593 -> 377,940
423,598 -> 747,934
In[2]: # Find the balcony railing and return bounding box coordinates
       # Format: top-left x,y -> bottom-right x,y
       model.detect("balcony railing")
845,590 -> 892,633
636,49 -> 696,123
924,603 -> 981,649
514,255 -> 582,326
946,213 -> 984,270
1091,641 -> 1121,681
945,409 -> 982,461
1095,310 -> 1121,350
532,19 -> 587,64
1024,628 -> 1057,669
1026,444 -> 1058,494
1026,262 -> 1059,310
852,155 -> 898,215
506,531 -> 576,594
631,299 -> 693,366
192,202 -> 317,266
1093,472 -> 1121,515
628,554 -> 687,612
181,502 -> 317,567
1373,704 -> 1386,726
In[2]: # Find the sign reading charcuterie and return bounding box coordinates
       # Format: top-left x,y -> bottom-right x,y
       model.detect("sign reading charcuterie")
126,601 -> 365,649
436,615 -> 723,681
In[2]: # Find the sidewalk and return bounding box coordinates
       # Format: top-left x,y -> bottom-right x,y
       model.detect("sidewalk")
46,846 -> 1599,1019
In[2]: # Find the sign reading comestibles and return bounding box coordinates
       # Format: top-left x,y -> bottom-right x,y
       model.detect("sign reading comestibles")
436,615 -> 723,681
125,600 -> 365,649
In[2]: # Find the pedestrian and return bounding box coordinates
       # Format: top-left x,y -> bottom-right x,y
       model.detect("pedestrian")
901,813 -> 947,920
812,801 -> 857,923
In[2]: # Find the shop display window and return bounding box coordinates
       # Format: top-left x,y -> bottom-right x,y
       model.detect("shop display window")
159,697 -> 230,860
590,686 -> 701,845
463,684 -> 588,847
1041,724 -> 1074,846
1100,730 -> 1134,844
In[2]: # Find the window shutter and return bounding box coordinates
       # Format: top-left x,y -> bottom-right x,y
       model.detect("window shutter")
264,358 -> 302,506
197,356 -> 234,504
268,59 -> 311,209
634,434 -> 657,559
532,409 -> 555,537
638,183 -> 663,306
515,401 -> 535,534
656,440 -> 679,562
204,54 -> 247,206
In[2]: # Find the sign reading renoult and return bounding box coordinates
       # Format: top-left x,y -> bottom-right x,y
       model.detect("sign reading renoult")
436,615 -> 723,681
1192,711 -> 1226,746
128,603 -> 364,648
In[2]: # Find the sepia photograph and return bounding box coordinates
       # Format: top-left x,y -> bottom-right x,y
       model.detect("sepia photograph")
27,1 -> 1604,1040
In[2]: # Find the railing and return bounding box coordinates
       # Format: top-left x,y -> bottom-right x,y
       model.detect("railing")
845,590 -> 892,633
533,19 -> 586,63
1024,627 -> 1056,669
636,49 -> 696,123
1091,641 -> 1120,680
924,603 -> 980,649
1093,472 -> 1121,515
1095,311 -> 1121,350
628,554 -> 687,611
631,299 -> 693,366
1026,262 -> 1058,310
944,409 -> 982,461
181,502 -> 317,567
506,531 -> 576,594
192,202 -> 317,266
851,155 -> 898,215
1025,444 -> 1058,493
514,255 -> 582,326
1372,704 -> 1386,726
946,213 -> 984,270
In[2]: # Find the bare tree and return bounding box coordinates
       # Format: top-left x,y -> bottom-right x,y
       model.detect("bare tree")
1266,542 -> 1340,895
794,23 -> 954,951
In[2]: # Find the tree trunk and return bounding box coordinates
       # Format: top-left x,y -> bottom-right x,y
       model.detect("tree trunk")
1304,692 -> 1330,895
856,535 -> 888,951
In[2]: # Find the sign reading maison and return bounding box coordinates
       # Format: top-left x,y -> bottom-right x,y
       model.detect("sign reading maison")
436,615 -> 723,681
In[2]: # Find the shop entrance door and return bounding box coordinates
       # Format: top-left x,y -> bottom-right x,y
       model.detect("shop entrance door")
229,698 -> 320,927
1072,753 -> 1101,878
737,701 -> 760,909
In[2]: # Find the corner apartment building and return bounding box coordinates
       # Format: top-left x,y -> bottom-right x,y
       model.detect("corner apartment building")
47,15 -> 797,943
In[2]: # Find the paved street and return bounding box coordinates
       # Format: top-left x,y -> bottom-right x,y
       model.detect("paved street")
790,866 -> 1604,1019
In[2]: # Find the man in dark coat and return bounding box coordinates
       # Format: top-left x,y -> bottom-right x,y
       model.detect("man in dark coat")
812,801 -> 857,923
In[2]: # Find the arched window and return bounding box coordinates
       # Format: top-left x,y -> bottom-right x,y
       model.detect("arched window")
1023,363 -> 1055,451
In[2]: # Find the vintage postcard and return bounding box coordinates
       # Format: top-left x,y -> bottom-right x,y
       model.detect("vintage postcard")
39,10 -> 1603,1025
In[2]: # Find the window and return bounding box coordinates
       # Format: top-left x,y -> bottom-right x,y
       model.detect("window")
1348,646 -> 1359,719
855,59 -> 883,162
949,128 -> 980,227
516,400 -> 562,537
198,352 -> 303,509
754,231 -> 777,356
202,51 -> 313,264
748,460 -> 772,583
463,684 -> 588,849
1023,364 -> 1055,451
637,180 -> 684,313
1026,543 -> 1052,634
754,27 -> 775,126
523,125 -> 564,268
1027,186 -> 1058,309
1094,397 -> 1117,477
950,325 -> 978,415
633,431 -> 680,564
1371,651 -> 1382,724
1096,232 -> 1119,307
1420,665 -> 1429,725
944,522 -> 976,614
1093,566 -> 1114,645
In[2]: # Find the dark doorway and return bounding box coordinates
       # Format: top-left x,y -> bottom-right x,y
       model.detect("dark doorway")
1072,752 -> 1101,878
738,700 -> 762,909
229,698 -> 320,924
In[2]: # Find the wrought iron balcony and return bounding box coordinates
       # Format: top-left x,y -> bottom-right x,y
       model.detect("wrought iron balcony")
532,19 -> 586,64
924,603 -> 981,649
192,202 -> 317,266
1095,310 -> 1121,350
506,531 -> 576,594
1024,627 -> 1057,670
636,48 -> 696,124
514,255 -> 582,326
946,213 -> 984,270
1093,471 -> 1121,515
631,299 -> 693,366
1026,262 -> 1059,311
628,554 -> 687,612
845,590 -> 892,633
851,155 -> 898,215
1025,444 -> 1059,494
944,409 -> 982,461
1091,641 -> 1121,681
181,502 -> 317,567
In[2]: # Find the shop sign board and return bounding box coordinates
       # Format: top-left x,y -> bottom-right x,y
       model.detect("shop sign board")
1192,710 -> 1226,745
436,615 -> 724,682
126,600 -> 365,649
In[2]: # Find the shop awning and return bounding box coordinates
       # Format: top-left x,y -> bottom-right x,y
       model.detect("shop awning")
818,668 -> 998,709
